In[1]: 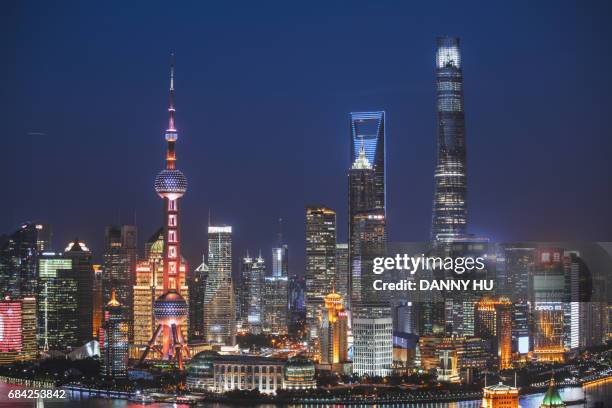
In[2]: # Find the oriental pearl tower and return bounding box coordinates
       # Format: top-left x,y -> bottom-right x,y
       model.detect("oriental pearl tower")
139,55 -> 190,369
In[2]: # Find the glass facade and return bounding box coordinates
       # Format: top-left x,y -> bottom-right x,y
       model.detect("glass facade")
349,111 -> 385,211
431,37 -> 468,241
204,226 -> 236,345
37,253 -> 79,351
305,206 -> 337,339
0,223 -> 51,297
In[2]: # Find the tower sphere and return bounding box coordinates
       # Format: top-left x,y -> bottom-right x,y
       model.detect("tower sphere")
155,169 -> 187,198
153,290 -> 188,325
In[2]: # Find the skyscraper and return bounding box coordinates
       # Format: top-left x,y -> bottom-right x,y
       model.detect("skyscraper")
305,206 -> 337,339
532,248 -> 566,363
349,112 -> 385,211
0,223 -> 51,297
239,253 -> 254,329
320,291 -> 348,369
103,225 -> 137,340
133,229 -> 164,348
139,57 -> 190,368
64,239 -> 94,345
263,243 -> 289,334
244,252 -> 265,333
92,264 -> 104,338
189,257 -> 208,341
348,122 -> 392,377
100,290 -> 128,378
431,37 -> 468,242
335,243 -> 349,304
204,226 -> 236,346
37,252 -> 79,350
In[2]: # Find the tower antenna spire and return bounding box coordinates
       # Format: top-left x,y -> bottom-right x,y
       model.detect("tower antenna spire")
277,217 -> 283,245
167,52 -> 176,133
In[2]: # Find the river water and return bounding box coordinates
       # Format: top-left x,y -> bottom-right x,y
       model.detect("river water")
0,381 -> 609,407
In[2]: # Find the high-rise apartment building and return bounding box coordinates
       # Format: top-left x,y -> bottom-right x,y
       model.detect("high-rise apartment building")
431,37 -> 468,242
204,226 -> 236,345
305,206 -> 337,339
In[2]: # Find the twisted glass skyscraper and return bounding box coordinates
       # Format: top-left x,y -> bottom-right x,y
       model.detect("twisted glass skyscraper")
431,37 -> 468,241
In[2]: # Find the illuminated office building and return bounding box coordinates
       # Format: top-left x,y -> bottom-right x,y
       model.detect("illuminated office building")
335,243 -> 349,305
347,143 -> 391,376
64,239 -> 94,344
0,223 -> 51,297
498,245 -> 534,354
92,264 -> 104,338
431,37 -> 468,241
475,296 -> 513,369
263,276 -> 289,335
238,253 -> 253,327
37,253 -> 79,350
496,299 -> 513,370
100,290 -> 128,378
348,143 -> 376,309
263,243 -> 289,334
532,248 -> 566,362
305,206 -> 337,339
189,257 -> 208,341
204,226 -> 236,346
103,225 -> 137,341
352,305 -> 393,376
139,58 -> 191,368
242,252 -> 264,333
0,296 -> 36,365
133,229 -> 164,348
320,291 -> 348,368
349,111 -> 385,211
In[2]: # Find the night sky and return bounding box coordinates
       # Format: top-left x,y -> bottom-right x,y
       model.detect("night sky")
2,1 -> 611,275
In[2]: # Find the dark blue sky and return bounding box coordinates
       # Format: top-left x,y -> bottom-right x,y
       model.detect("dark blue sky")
2,1 -> 611,274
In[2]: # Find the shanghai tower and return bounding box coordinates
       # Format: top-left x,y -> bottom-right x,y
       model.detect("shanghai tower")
431,37 -> 468,242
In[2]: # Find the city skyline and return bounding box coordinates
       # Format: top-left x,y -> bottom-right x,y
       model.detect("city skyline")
1,3 -> 612,404
3,1 -> 611,275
